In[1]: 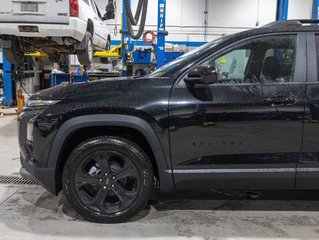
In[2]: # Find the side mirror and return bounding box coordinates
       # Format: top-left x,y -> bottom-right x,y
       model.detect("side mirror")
185,65 -> 218,86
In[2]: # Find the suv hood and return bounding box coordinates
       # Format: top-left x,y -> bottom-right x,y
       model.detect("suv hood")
29,77 -> 134,101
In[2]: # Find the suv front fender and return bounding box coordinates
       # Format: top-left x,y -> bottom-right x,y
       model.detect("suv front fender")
48,114 -> 174,193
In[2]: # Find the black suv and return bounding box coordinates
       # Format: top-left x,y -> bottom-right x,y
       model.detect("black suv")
18,20 -> 319,223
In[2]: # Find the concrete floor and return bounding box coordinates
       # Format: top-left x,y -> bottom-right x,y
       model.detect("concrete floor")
1,115 -> 319,239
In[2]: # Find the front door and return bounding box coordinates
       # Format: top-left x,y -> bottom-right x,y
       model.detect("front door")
169,33 -> 306,190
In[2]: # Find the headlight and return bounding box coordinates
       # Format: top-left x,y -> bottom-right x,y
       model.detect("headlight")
27,118 -> 35,142
26,100 -> 60,107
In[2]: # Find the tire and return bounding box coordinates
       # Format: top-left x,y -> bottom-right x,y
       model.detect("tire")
77,32 -> 94,67
3,37 -> 24,64
100,38 -> 111,64
62,136 -> 154,223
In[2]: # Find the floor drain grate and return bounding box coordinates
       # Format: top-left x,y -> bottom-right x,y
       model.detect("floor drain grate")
0,175 -> 38,185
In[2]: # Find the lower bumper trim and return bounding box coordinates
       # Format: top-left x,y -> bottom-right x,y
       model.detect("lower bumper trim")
20,156 -> 58,195
20,167 -> 39,183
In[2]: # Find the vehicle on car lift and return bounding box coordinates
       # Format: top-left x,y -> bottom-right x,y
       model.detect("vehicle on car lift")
18,20 -> 319,223
0,0 -> 111,66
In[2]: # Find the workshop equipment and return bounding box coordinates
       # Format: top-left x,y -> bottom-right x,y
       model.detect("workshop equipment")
50,73 -> 89,87
312,0 -> 319,21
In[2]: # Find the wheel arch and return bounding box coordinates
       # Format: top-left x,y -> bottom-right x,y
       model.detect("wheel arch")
48,114 -> 174,194
86,19 -> 94,36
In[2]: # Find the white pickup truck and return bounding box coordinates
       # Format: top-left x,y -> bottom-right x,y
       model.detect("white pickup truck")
0,0 -> 111,66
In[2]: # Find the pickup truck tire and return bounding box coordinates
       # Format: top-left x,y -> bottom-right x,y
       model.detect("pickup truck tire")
3,37 -> 23,64
62,136 -> 154,223
77,32 -> 94,66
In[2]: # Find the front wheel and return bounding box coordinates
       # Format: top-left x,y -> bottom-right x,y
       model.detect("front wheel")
62,136 -> 154,223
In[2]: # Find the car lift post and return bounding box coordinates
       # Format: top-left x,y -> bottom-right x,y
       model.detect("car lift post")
276,0 -> 289,20
312,0 -> 319,21
121,0 -> 132,76
156,0 -> 167,69
2,54 -> 14,107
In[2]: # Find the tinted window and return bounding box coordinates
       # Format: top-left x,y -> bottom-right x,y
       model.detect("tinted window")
209,49 -> 252,84
147,36 -> 229,78
200,35 -> 296,84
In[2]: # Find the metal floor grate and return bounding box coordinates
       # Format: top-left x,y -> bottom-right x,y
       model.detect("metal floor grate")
0,175 -> 38,185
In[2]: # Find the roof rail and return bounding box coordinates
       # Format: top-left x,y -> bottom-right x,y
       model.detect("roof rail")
262,19 -> 319,28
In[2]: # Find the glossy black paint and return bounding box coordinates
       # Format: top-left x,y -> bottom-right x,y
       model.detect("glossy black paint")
18,78 -> 174,194
169,82 -> 306,190
18,24 -> 319,195
297,32 -> 319,189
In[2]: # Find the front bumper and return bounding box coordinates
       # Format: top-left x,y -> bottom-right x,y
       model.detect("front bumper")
18,105 -> 62,195
0,17 -> 86,42
20,155 -> 57,195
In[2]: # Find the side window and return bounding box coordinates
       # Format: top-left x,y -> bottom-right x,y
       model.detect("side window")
210,49 -> 251,84
201,35 -> 296,84
82,0 -> 89,5
261,48 -> 295,83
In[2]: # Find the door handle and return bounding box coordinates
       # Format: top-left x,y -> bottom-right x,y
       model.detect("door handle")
264,96 -> 297,106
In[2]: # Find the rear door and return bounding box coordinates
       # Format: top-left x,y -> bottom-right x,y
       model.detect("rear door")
0,0 -> 69,24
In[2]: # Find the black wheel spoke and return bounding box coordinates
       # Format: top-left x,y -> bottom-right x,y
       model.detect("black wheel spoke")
75,172 -> 100,188
93,152 -> 112,173
111,184 -> 137,208
88,188 -> 108,212
114,165 -> 138,180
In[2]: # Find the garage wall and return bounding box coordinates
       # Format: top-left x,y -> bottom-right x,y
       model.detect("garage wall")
289,0 -> 312,19
0,0 -> 314,62
95,0 -> 313,45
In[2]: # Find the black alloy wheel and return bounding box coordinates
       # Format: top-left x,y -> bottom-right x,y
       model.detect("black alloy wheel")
75,150 -> 140,214
63,136 -> 153,223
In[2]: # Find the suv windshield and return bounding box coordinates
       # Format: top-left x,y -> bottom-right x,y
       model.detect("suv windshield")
147,36 -> 227,78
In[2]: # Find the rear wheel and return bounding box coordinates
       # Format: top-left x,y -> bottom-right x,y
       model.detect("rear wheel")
77,32 -> 94,67
62,136 -> 154,223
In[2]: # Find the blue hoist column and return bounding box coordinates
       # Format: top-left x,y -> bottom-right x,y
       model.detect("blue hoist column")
312,0 -> 319,20
276,0 -> 289,20
121,0 -> 132,76
156,0 -> 166,69
2,53 -> 14,107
